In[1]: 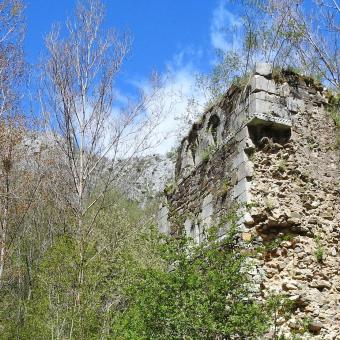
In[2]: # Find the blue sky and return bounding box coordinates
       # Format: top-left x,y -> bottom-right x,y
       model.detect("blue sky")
25,0 -> 223,73
25,0 -> 241,153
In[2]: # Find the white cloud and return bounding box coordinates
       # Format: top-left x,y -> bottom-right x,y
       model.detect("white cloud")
111,3 -> 245,157
150,65 -> 203,154
210,0 -> 242,52
129,50 -> 206,156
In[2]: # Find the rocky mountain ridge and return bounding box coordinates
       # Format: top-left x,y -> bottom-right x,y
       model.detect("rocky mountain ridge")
22,132 -> 175,205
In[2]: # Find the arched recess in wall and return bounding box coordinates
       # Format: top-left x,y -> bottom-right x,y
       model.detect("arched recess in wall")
207,114 -> 220,145
187,123 -> 200,164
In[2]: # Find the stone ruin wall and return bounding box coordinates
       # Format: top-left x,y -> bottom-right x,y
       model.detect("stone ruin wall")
158,64 -> 339,339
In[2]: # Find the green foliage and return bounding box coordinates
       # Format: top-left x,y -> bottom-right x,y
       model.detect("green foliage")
267,294 -> 295,339
201,150 -> 211,163
314,235 -> 324,264
164,181 -> 177,196
327,93 -> 340,127
277,158 -> 287,172
257,234 -> 294,253
217,177 -> 230,198
273,66 -> 323,88
233,72 -> 252,89
201,145 -> 216,164
272,67 -> 287,84
112,224 -> 270,339
299,317 -> 312,334
0,190 -> 159,339
20,236 -> 81,339
0,186 -> 296,339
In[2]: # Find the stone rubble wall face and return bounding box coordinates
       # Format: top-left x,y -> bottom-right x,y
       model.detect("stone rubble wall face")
159,64 -> 339,339
249,85 -> 339,339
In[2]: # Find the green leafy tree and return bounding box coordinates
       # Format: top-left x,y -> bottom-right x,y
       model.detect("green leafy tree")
113,224 -> 269,339
0,190 -> 158,339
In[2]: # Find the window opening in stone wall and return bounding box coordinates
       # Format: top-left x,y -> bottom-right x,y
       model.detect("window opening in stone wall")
187,125 -> 199,164
248,124 -> 291,146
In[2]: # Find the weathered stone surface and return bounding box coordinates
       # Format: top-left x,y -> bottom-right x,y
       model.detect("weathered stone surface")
184,218 -> 192,236
232,151 -> 249,169
255,62 -> 272,76
158,205 -> 170,234
251,75 -> 276,94
249,96 -> 273,114
201,194 -> 214,227
233,177 -> 251,199
308,321 -> 323,333
286,97 -> 305,113
235,126 -> 250,142
278,82 -> 290,97
237,161 -> 254,180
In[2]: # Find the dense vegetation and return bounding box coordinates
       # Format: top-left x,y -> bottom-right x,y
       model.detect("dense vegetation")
0,0 -> 338,338
0,194 -> 280,339
112,224 -> 270,339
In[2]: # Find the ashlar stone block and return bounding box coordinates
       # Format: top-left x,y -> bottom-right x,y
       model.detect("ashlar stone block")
255,63 -> 272,77
180,140 -> 195,169
158,205 -> 170,234
232,151 -> 249,169
237,161 -> 254,181
235,126 -> 250,142
251,75 -> 276,95
236,190 -> 252,204
286,97 -> 305,113
232,177 -> 251,199
201,194 -> 214,228
184,218 -> 193,236
238,137 -> 255,153
249,96 -> 273,114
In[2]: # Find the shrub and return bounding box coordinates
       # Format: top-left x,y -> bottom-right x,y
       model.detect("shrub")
113,223 -> 270,339
164,182 -> 177,196
217,178 -> 229,198
277,158 -> 287,172
201,145 -> 216,164
314,236 -> 324,263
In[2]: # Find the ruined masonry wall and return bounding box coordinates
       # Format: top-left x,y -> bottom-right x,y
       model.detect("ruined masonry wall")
158,63 -> 339,339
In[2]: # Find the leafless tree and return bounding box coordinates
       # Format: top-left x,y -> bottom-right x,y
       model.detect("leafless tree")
0,117 -> 44,289
0,0 -> 25,119
40,0 -> 165,330
240,0 -> 339,88
0,0 -> 27,287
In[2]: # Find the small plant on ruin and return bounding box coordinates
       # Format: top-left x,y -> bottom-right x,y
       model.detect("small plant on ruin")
257,234 -> 294,255
245,201 -> 259,210
296,317 -> 313,336
266,295 -> 295,340
217,178 -> 229,198
164,181 -> 177,196
201,145 -> 216,164
202,150 -> 210,163
277,158 -> 287,172
314,236 -> 324,263
262,239 -> 282,252
265,197 -> 275,210
272,67 -> 286,84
